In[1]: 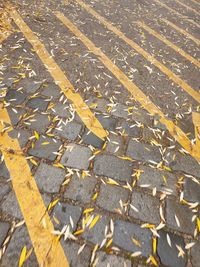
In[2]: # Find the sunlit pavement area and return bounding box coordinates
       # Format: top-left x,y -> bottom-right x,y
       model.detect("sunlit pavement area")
0,0 -> 200,266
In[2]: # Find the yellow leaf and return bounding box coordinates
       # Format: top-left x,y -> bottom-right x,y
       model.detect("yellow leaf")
197,218 -> 200,232
131,238 -> 141,247
29,158 -> 37,166
118,156 -> 133,161
162,165 -> 172,172
106,238 -> 113,248
34,131 -> 39,140
74,229 -> 84,235
89,215 -> 100,229
89,103 -> 97,109
149,255 -> 158,266
48,198 -> 59,211
83,208 -> 94,214
153,237 -> 157,254
92,192 -> 98,200
106,178 -> 119,186
41,141 -> 50,145
94,149 -> 101,155
18,246 -> 27,267
25,247 -> 33,261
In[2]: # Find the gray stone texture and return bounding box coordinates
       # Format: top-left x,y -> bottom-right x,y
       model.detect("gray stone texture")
191,241 -> 200,267
29,136 -> 62,161
82,130 -> 104,148
113,220 -> 152,257
54,121 -> 82,141
27,97 -> 49,111
126,139 -> 162,163
8,128 -> 31,148
97,184 -> 129,213
50,102 -> 71,118
111,103 -> 128,119
64,174 -> 97,203
7,107 -> 25,126
94,155 -> 133,182
0,226 -> 38,267
5,89 -> 27,105
61,143 -> 92,170
96,114 -> 117,131
53,202 -> 82,231
41,83 -> 60,97
1,191 -> 23,219
96,252 -> 131,267
183,177 -> 200,203
166,198 -> 195,235
35,163 -> 65,193
121,121 -> 141,138
129,191 -> 160,224
0,222 -> 10,247
137,165 -> 177,195
62,241 -> 91,267
26,113 -> 51,133
106,133 -> 124,155
0,181 -> 10,201
157,231 -> 186,267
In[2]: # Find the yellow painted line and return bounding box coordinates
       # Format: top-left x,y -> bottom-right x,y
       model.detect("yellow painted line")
161,18 -> 200,46
174,0 -> 200,16
153,0 -> 200,29
75,0 -> 200,104
137,21 -> 200,68
0,104 -> 69,267
192,112 -> 200,149
55,11 -> 200,162
9,8 -> 107,140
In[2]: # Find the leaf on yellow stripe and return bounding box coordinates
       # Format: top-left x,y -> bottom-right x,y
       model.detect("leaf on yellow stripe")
18,245 -> 27,267
89,215 -> 100,229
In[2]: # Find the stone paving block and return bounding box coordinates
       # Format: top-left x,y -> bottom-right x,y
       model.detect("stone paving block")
82,130 -> 104,148
52,202 -> 82,231
0,222 -> 10,246
54,121 -> 82,141
0,157 -> 10,179
191,241 -> 200,267
27,97 -> 49,111
132,107 -> 153,126
129,191 -> 160,224
86,97 -> 109,113
29,136 -> 62,161
26,113 -> 51,133
1,191 -> 23,219
137,165 -> 177,195
106,133 -> 124,155
168,153 -> 200,178
35,163 -> 65,193
157,231 -> 186,267
94,155 -> 133,182
21,79 -> 42,94
64,174 -> 97,204
0,181 -> 10,201
183,177 -> 200,203
83,214 -> 109,245
62,241 -> 91,267
0,226 -> 38,267
50,102 -> 71,118
96,252 -> 131,267
126,139 -> 162,163
8,128 -> 31,148
5,89 -> 27,105
96,184 -> 129,213
7,107 -> 25,126
166,198 -> 195,235
96,114 -> 117,131
41,83 -> 60,97
120,121 -> 141,138
61,143 -> 92,170
110,103 -> 128,119
113,220 -> 152,257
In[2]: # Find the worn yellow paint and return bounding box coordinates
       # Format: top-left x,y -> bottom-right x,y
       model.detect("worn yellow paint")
174,0 -> 200,16
161,18 -> 200,46
0,9 -> 13,43
55,12 -> 200,162
137,21 -> 200,68
75,0 -> 200,104
9,8 -> 107,140
0,104 -> 69,267
192,112 -> 200,149
153,0 -> 200,29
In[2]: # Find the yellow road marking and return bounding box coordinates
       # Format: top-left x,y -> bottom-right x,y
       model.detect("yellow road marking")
0,9 -> 13,43
75,0 -> 200,104
0,104 -> 69,267
55,11 -> 200,162
9,8 -> 107,140
161,18 -> 200,46
153,0 -> 200,29
174,0 -> 200,16
192,112 -> 200,149
137,21 -> 200,68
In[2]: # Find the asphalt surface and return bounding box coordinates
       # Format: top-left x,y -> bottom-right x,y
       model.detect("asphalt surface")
0,0 -> 200,266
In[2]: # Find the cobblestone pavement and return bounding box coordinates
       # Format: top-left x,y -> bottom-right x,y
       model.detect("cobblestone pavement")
0,0 -> 200,266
